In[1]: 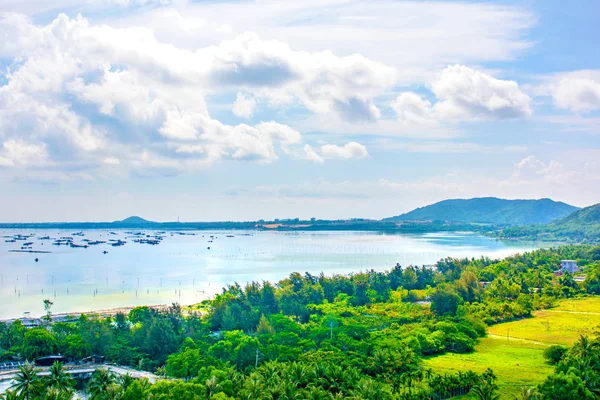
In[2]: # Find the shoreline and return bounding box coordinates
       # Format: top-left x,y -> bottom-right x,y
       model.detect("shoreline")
0,304 -> 177,325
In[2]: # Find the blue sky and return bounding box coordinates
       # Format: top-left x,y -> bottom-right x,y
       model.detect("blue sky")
0,0 -> 599,222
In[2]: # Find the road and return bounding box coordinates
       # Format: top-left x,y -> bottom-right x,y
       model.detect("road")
0,363 -> 164,393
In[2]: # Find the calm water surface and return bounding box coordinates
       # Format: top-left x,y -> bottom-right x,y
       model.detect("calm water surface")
0,229 -> 541,319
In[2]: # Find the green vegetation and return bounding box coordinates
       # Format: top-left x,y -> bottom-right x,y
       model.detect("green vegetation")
0,245 -> 599,399
384,197 -> 579,226
487,304 -> 600,346
425,296 -> 600,398
423,337 -> 553,399
501,203 -> 600,243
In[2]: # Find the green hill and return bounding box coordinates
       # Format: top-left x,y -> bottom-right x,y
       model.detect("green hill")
384,197 -> 579,226
113,216 -> 153,225
501,203 -> 600,242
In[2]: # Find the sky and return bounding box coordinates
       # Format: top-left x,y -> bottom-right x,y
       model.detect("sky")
0,0 -> 599,222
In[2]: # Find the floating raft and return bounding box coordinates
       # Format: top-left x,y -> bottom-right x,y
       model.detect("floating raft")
8,250 -> 51,254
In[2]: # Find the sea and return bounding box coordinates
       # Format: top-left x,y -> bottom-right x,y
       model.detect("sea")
0,229 -> 542,320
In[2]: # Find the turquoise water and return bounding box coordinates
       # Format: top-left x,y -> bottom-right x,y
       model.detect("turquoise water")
0,229 -> 540,319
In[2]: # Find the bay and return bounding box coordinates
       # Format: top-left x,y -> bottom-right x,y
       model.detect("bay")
0,229 -> 541,319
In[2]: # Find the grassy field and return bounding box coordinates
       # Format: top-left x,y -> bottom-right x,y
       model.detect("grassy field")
422,337 -> 552,399
488,297 -> 600,346
422,296 -> 600,399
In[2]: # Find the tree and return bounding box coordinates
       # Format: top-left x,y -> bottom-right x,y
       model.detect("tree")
43,299 -> 54,323
261,282 -> 278,314
470,378 -> 500,400
88,368 -> 117,399
0,390 -> 20,400
12,362 -> 42,400
430,284 -> 462,316
123,380 -> 147,400
43,387 -> 74,400
63,333 -> 92,359
255,315 -> 274,335
47,361 -> 75,394
538,372 -> 594,400
22,328 -> 57,360
144,318 -> 178,362
543,345 -> 567,365
518,387 -> 539,400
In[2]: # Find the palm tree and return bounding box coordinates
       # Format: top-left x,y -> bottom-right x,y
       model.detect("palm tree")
471,379 -> 500,400
0,390 -> 20,400
118,374 -> 134,391
571,335 -> 597,359
239,375 -> 265,400
205,375 -> 222,398
102,384 -> 124,400
88,368 -> 117,399
11,362 -> 41,400
44,387 -> 74,400
47,361 -> 75,394
517,387 -> 539,400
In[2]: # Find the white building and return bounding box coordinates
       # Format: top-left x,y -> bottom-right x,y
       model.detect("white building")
561,260 -> 579,274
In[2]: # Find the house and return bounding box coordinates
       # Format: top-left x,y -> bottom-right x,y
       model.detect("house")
35,355 -> 67,366
82,355 -> 105,364
561,260 -> 579,274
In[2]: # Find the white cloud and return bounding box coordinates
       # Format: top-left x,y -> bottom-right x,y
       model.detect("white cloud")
511,155 -> 577,185
105,0 -> 534,78
302,144 -> 325,164
553,75 -> 600,113
391,65 -> 531,123
0,13 -> 405,179
0,13 -> 392,178
299,142 -> 368,163
208,32 -> 396,121
232,92 -> 256,119
0,140 -> 48,167
391,92 -> 433,124
529,70 -> 600,114
320,142 -> 368,160
431,65 -> 532,120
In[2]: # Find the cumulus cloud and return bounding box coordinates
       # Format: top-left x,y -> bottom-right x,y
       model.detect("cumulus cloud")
320,142 -> 368,160
391,92 -> 433,124
300,142 -> 368,163
550,71 -> 600,113
207,32 -> 396,120
511,155 -> 577,185
302,145 -> 325,164
0,13 -> 389,179
232,92 -> 256,119
391,65 -> 531,123
432,65 -> 532,120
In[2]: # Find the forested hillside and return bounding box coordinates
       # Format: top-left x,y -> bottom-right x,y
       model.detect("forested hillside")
501,203 -> 600,243
385,198 -> 579,226
2,245 -> 600,399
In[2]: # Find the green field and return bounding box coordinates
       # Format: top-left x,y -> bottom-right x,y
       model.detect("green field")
422,297 -> 600,399
488,297 -> 600,346
422,337 -> 552,399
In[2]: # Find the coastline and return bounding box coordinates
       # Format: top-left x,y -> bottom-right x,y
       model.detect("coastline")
0,304 -> 175,326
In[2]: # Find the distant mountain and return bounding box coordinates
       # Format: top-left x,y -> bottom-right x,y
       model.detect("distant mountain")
113,216 -> 153,225
501,203 -> 600,243
383,197 -> 579,226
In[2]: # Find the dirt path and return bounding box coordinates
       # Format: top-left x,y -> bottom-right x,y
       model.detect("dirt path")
541,310 -> 600,315
487,334 -> 556,346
